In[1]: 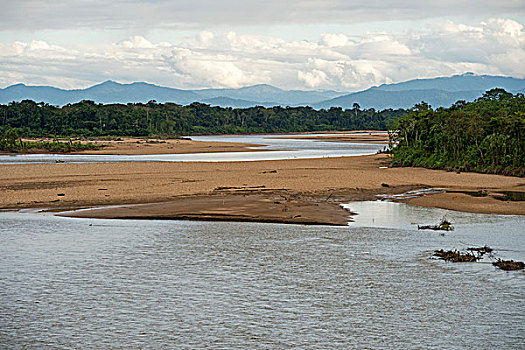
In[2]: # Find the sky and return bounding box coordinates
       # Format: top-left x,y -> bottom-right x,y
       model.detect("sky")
0,0 -> 524,91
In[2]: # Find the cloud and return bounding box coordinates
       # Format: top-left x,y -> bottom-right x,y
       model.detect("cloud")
1,1 -> 524,31
119,36 -> 156,49
298,69 -> 329,88
412,18 -> 525,76
321,33 -> 352,48
197,31 -> 215,46
0,18 -> 523,91
167,48 -> 257,88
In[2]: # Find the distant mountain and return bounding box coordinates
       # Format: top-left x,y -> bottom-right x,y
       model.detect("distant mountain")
0,81 -> 341,107
1,73 -> 524,109
314,88 -> 485,110
0,81 -> 201,106
0,84 -> 74,106
315,74 -> 525,109
202,96 -> 278,108
374,73 -> 525,92
81,81 -> 201,105
196,84 -> 342,105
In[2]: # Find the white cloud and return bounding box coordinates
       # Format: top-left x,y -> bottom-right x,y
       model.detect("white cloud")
298,69 -> 329,88
119,36 -> 155,49
1,1 -> 523,31
197,31 -> 215,46
414,18 -> 525,77
0,18 -> 523,91
321,33 -> 351,47
167,47 -> 258,88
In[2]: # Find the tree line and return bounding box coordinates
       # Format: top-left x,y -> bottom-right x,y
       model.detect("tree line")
390,89 -> 525,176
0,100 -> 405,137
2,91 -> 522,177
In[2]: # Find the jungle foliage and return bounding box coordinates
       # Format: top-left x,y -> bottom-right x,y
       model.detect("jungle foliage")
389,89 -> 525,176
0,128 -> 101,152
0,100 -> 404,138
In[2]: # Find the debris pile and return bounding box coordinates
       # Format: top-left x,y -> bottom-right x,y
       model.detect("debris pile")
419,218 -> 454,231
433,249 -> 479,262
467,246 -> 493,257
492,259 -> 524,271
433,246 -> 524,271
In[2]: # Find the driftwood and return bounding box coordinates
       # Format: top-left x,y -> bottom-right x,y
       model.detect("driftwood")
434,246 -> 524,271
419,219 -> 454,231
434,249 -> 479,262
467,246 -> 493,257
493,259 -> 524,271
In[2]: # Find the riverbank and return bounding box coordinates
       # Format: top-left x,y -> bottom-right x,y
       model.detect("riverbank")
0,137 -> 264,155
3,131 -> 389,156
271,132 -> 389,144
54,194 -> 353,226
1,154 -> 523,225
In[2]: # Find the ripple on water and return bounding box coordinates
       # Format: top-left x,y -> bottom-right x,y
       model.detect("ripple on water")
0,211 -> 523,349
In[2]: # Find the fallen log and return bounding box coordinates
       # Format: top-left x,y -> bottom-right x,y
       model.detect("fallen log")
467,246 -> 493,257
434,249 -> 479,262
419,219 -> 454,231
493,259 -> 524,271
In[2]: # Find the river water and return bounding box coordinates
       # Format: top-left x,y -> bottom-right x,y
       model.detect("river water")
1,134 -> 524,348
1,204 -> 524,349
0,133 -> 385,164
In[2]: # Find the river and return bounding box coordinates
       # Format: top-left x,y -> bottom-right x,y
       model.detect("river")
0,133 -> 385,164
0,134 -> 524,348
1,203 -> 523,349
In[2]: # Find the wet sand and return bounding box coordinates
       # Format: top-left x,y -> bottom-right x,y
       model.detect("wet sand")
1,153 -> 524,225
56,194 -> 352,226
405,191 -> 525,216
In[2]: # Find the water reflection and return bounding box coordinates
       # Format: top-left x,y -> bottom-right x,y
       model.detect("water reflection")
343,200 -> 511,229
344,200 -> 525,261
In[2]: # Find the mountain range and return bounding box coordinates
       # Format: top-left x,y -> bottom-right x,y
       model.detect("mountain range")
1,73 -> 524,110
314,73 -> 525,110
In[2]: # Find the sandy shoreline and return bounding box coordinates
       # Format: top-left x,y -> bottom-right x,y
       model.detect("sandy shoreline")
54,194 -> 353,226
1,148 -> 524,224
272,132 -> 390,144
1,137 -> 265,155
4,132 -> 391,156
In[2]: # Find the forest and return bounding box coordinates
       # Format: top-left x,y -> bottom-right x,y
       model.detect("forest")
390,89 -> 525,176
0,100 -> 404,137
1,90 -> 523,177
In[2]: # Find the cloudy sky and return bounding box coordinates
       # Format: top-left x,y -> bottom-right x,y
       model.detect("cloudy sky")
1,1 -> 524,91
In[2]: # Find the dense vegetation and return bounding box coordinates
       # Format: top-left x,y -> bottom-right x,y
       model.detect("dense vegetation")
0,129 -> 101,153
390,89 -> 525,176
0,100 -> 404,137
2,91 -> 522,177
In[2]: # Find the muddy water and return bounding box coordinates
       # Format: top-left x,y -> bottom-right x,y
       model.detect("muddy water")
1,207 -> 523,349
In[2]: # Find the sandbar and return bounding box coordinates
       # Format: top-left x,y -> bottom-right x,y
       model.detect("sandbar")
272,132 -> 390,144
2,137 -> 265,155
1,153 -> 523,225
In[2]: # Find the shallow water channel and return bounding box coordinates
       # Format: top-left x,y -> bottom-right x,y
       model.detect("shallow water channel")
0,133 -> 384,164
1,201 -> 523,349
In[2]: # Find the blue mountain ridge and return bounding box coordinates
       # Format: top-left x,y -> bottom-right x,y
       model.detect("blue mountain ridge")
1,73 -> 524,109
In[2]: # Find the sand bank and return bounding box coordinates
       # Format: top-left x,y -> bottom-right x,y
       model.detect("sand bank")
56,194 -> 352,226
1,154 -> 523,225
272,132 -> 390,144
2,137 -> 264,156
